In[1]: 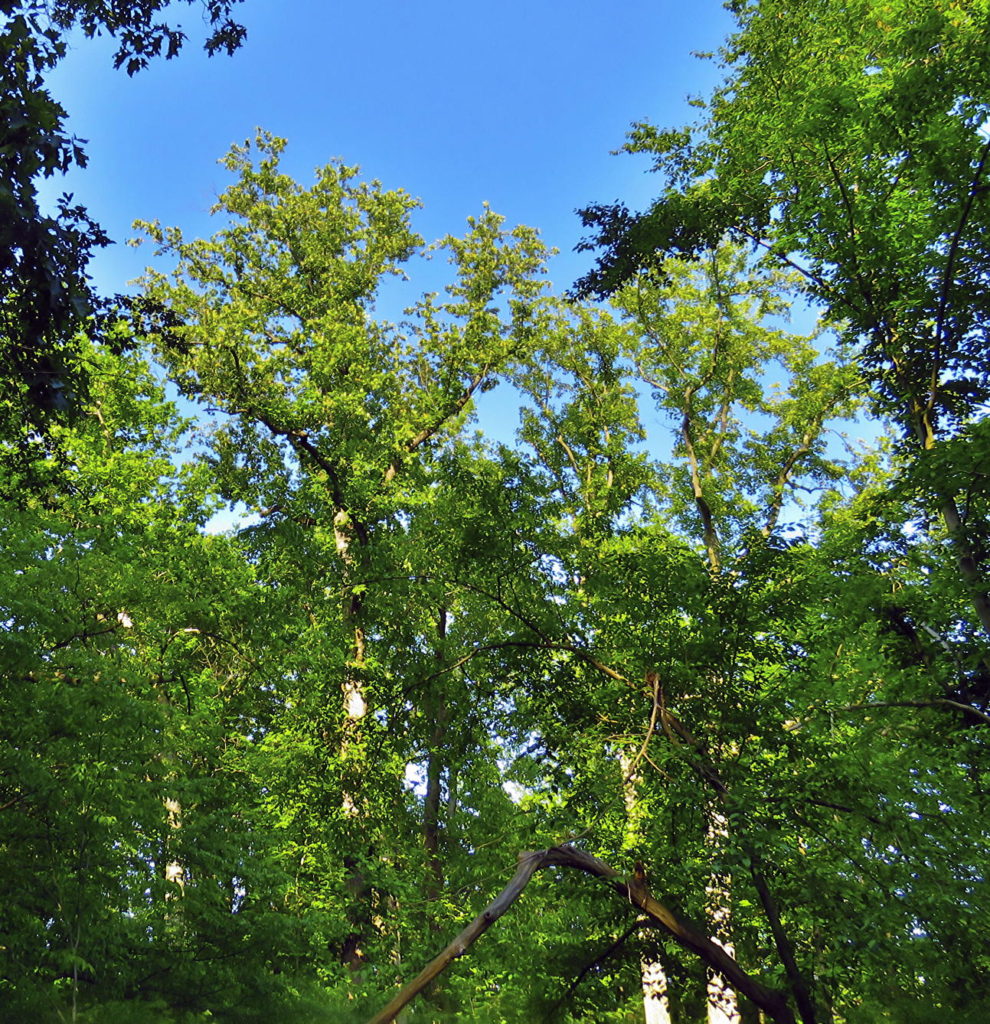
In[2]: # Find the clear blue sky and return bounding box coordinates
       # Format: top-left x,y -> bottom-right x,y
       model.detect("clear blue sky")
48,0 -> 733,299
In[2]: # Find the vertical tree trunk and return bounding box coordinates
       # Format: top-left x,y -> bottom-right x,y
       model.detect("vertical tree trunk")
423,608 -> 450,905
912,413 -> 990,638
621,751 -> 674,1024
419,609 -> 453,1011
706,806 -> 740,1024
163,796 -> 185,895
939,495 -> 990,637
641,956 -> 674,1024
334,508 -> 372,971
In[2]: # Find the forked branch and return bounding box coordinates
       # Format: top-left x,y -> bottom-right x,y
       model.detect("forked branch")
365,845 -> 795,1024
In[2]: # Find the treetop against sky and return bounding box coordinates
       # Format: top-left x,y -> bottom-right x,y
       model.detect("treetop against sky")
38,0 -> 737,457
44,0 -> 732,300
5,2 -> 990,1022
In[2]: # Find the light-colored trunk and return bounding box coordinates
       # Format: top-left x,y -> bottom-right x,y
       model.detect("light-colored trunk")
335,508 -> 368,814
334,509 -> 372,969
706,935 -> 739,1024
163,796 -> 185,894
706,806 -> 740,1024
423,609 -> 449,899
641,957 -> 673,1024
621,751 -> 674,1024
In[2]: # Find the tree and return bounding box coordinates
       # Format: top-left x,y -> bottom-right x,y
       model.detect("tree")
5,43 -> 990,1014
0,0 -> 247,437
575,0 -> 990,637
128,131 -> 989,1017
0,336 -> 306,1021
367,242 -> 990,1022
135,131 -> 552,977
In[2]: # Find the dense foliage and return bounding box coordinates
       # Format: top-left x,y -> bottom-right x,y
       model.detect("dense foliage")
2,2 -> 989,1023
0,0 -> 246,438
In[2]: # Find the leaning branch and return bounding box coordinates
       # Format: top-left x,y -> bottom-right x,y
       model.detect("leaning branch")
365,846 -> 795,1024
364,850 -> 547,1024
842,698 -> 990,726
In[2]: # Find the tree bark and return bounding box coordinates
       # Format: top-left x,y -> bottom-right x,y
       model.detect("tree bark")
423,609 -> 450,903
621,750 -> 674,1024
333,507 -> 372,970
705,806 -> 739,1024
365,846 -> 796,1024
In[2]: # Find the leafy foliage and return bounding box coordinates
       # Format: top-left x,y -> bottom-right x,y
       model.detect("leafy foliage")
0,0 -> 247,435
3,7 -> 990,1022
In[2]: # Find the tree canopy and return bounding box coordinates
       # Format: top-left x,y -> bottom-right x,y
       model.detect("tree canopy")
0,0 -> 247,442
2,3 -> 989,1023
576,0 -> 990,634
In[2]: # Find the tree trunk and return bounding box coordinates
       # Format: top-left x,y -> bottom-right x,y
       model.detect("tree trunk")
912,413 -> 990,638
940,495 -> 990,638
420,609 -> 453,1011
641,953 -> 674,1024
333,508 -> 372,971
423,609 -> 450,903
163,796 -> 185,896
621,750 -> 674,1024
706,806 -> 740,1024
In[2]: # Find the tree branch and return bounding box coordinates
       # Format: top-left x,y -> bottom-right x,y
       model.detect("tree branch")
365,850 -> 548,1024
623,669 -> 662,787
842,698 -> 990,726
384,371 -> 489,484
365,846 -> 796,1024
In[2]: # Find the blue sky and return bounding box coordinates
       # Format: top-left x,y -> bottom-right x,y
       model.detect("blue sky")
43,0 -> 743,516
48,0 -> 733,300
43,1 -> 858,536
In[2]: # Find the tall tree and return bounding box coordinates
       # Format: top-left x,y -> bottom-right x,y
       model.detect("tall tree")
135,131 -> 551,974
576,0 -> 990,638
368,242 -> 990,1023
